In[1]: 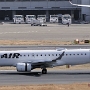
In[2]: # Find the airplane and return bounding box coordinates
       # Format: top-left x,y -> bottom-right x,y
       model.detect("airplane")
69,0 -> 90,7
0,48 -> 90,74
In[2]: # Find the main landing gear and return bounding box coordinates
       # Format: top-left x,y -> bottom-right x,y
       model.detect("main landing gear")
42,68 -> 47,74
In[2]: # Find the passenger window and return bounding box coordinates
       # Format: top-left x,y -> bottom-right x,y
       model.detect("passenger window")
52,54 -> 54,56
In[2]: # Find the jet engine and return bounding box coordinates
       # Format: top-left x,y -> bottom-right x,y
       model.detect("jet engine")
16,63 -> 31,72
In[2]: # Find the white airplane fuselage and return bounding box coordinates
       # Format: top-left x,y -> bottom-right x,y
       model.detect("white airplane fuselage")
0,49 -> 90,67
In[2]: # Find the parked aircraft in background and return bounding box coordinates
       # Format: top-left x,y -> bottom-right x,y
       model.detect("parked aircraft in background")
0,48 -> 90,74
69,0 -> 90,7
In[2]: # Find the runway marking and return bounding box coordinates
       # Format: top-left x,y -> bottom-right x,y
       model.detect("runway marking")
0,31 -> 38,34
48,30 -> 51,31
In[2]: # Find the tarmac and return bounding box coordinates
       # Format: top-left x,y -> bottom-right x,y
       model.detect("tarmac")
0,23 -> 90,41
0,70 -> 90,85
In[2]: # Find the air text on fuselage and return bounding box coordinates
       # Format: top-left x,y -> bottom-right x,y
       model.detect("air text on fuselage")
1,53 -> 20,58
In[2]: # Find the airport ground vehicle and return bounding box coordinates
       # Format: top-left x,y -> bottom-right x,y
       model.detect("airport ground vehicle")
50,15 -> 58,23
37,15 -> 46,23
31,19 -> 47,26
25,15 -> 36,24
13,15 -> 24,24
62,14 -> 72,24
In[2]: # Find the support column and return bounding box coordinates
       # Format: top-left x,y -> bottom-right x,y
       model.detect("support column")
46,10 -> 49,22
71,10 -> 74,23
12,10 -> 16,20
79,10 -> 82,21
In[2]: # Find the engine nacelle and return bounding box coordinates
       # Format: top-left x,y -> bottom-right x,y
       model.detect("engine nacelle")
16,63 -> 31,72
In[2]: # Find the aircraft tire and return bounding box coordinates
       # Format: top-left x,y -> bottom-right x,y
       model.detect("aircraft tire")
42,68 -> 47,74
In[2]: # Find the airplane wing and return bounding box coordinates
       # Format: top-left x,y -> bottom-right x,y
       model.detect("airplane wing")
25,51 -> 65,67
69,0 -> 90,7
24,59 -> 54,68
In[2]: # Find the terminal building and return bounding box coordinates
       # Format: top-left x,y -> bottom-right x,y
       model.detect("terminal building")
0,0 -> 89,21
81,0 -> 90,21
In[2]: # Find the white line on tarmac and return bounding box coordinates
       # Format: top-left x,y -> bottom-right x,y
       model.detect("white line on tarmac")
0,31 -> 38,34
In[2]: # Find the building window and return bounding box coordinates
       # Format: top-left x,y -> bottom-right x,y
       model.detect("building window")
31,0 -> 47,1
0,0 -> 5,1
6,0 -> 15,1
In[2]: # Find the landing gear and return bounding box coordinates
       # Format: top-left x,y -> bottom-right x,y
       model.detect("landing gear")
42,68 -> 47,74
